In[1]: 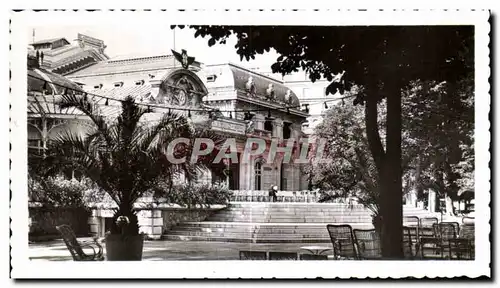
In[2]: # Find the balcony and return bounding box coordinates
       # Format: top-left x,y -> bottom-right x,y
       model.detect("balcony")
250,129 -> 272,138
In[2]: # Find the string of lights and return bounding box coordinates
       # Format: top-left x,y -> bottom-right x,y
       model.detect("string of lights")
28,74 -> 354,117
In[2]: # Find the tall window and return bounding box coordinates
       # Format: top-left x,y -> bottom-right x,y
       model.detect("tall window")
283,122 -> 292,139
254,161 -> 262,190
280,163 -> 287,191
264,118 -> 273,132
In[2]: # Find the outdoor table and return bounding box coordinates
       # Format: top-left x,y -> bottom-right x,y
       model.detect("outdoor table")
300,245 -> 332,255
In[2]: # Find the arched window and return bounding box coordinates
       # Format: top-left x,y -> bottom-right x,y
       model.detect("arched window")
254,160 -> 262,190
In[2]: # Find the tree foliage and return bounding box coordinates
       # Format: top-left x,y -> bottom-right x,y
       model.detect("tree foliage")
402,77 -> 474,209
309,78 -> 474,214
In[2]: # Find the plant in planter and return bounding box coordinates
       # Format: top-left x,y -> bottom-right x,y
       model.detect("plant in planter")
39,94 -> 224,260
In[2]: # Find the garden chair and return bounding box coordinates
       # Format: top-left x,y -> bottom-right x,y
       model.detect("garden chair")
56,224 -> 104,261
418,222 -> 442,259
299,254 -> 329,260
326,224 -> 359,260
403,216 -> 420,237
268,252 -> 298,260
403,226 -> 420,259
419,217 -> 438,232
353,229 -> 382,260
462,216 -> 475,225
450,224 -> 475,260
433,222 -> 460,259
239,250 -> 267,260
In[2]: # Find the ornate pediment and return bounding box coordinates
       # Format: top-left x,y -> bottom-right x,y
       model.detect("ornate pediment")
152,69 -> 208,109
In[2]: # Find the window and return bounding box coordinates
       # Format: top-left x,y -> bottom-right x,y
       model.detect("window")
283,122 -> 292,139
113,82 -> 124,88
264,118 -> 273,132
254,161 -> 262,190
135,80 -> 145,86
280,163 -> 287,191
93,84 -> 103,89
206,75 -> 217,82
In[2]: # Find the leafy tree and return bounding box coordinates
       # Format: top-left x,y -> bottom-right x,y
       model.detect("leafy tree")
180,25 -> 473,258
402,77 -> 474,214
309,77 -> 474,221
36,95 -> 225,236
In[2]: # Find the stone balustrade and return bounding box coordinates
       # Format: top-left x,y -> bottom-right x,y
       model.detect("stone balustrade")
229,190 -> 319,203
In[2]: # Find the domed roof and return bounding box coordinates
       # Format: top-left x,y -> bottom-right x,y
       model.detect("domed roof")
228,64 -> 300,107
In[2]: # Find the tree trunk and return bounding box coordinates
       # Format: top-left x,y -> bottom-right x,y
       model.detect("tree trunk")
365,82 -> 403,259
381,83 -> 403,259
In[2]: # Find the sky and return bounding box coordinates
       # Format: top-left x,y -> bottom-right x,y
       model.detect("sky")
29,25 -> 281,70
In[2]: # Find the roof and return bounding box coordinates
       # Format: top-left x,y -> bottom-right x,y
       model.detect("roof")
28,66 -> 85,95
28,93 -> 121,118
85,84 -> 154,103
31,37 -> 70,46
228,63 -> 300,106
68,55 -> 202,78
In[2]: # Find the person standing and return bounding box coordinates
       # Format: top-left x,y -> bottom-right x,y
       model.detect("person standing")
269,185 -> 278,202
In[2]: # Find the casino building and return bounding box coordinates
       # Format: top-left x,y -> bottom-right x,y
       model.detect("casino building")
28,34 -> 312,194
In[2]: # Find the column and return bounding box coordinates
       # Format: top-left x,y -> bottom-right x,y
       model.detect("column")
137,209 -> 163,240
253,113 -> 265,131
239,161 -> 250,190
273,118 -> 283,139
290,123 -> 302,139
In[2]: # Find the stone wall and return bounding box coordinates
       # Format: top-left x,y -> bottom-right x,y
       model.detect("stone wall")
29,207 -> 90,241
162,207 -> 223,232
87,205 -> 226,240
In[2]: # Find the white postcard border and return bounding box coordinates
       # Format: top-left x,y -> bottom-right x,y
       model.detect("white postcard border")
9,9 -> 491,278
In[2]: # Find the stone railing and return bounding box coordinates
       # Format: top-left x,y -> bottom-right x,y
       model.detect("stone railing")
229,190 -> 319,203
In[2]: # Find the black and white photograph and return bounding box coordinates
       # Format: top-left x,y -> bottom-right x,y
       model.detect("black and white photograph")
8,9 -> 491,279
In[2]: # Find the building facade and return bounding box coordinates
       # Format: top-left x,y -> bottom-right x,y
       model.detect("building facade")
28,34 -> 311,193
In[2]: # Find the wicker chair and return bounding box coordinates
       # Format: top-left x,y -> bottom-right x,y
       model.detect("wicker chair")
326,224 -> 358,260
268,252 -> 298,260
300,254 -> 329,260
56,224 -> 103,261
353,229 -> 381,260
239,250 -> 267,260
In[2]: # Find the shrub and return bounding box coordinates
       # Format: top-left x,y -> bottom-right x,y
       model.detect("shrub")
162,182 -> 232,208
28,175 -> 95,208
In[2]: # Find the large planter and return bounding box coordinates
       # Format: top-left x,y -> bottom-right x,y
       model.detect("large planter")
105,234 -> 144,261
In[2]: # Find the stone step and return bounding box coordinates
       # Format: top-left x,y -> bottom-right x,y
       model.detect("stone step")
207,217 -> 373,223
162,234 -> 332,243
163,201 -> 438,243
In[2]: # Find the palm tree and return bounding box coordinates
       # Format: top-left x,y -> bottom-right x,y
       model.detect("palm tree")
40,94 -> 225,236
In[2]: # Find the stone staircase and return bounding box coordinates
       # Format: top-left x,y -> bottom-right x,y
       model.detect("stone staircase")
162,202 -> 440,243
